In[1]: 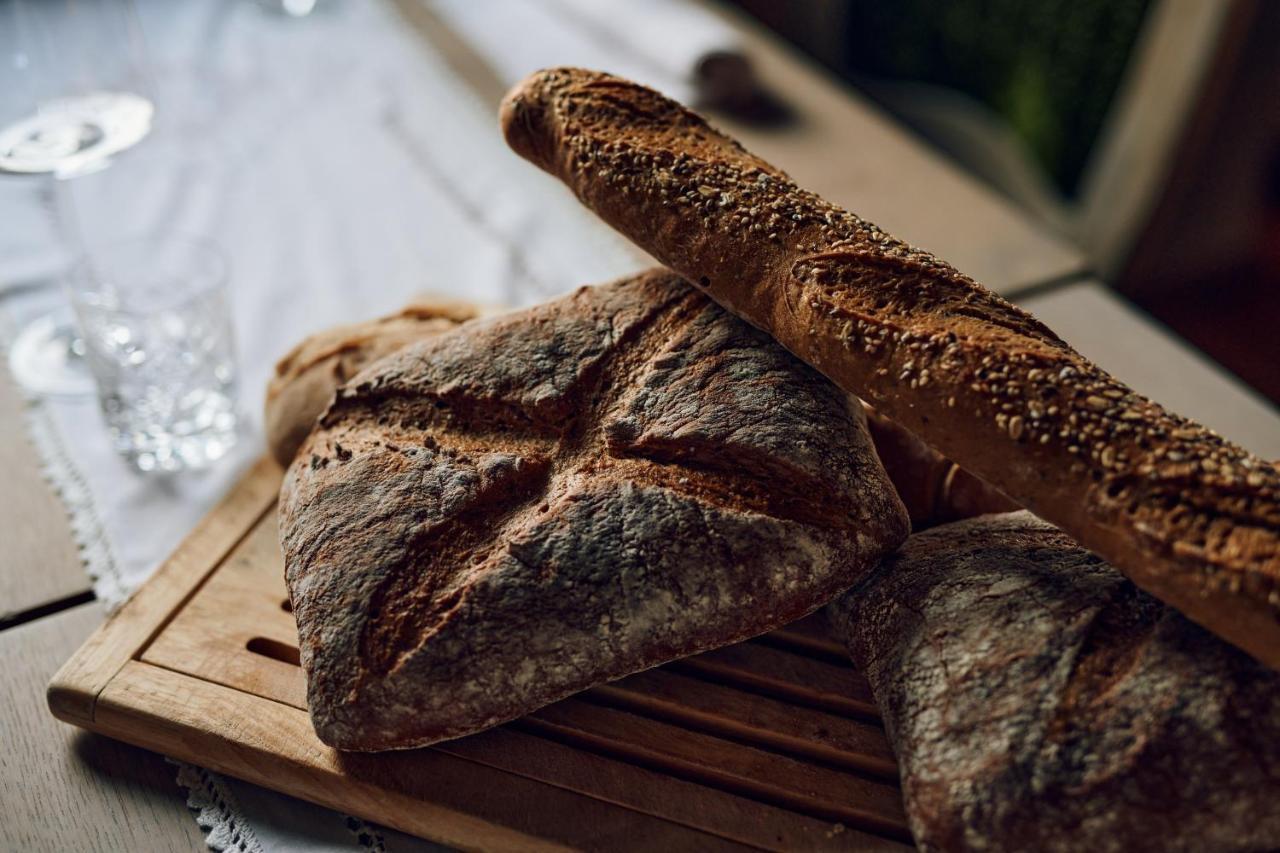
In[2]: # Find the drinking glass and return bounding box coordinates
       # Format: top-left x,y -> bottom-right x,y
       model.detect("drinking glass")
69,235 -> 238,472
1,0 -> 153,396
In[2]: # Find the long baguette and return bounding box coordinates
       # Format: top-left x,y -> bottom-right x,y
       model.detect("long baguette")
500,67 -> 1280,669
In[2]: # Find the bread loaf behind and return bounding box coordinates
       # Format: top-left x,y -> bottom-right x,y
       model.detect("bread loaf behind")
265,299 -> 486,465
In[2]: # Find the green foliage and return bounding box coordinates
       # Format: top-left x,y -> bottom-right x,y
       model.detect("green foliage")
840,0 -> 1151,196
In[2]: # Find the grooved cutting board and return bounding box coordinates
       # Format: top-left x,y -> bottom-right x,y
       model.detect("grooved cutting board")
48,456 -> 912,852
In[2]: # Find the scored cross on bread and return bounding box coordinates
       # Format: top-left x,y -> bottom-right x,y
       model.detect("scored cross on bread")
500,67 -> 1280,670
280,271 -> 908,750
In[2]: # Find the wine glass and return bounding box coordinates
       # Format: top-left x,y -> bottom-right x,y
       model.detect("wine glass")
1,0 -> 153,396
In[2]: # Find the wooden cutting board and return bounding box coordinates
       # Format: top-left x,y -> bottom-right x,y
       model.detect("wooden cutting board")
48,456 -> 913,852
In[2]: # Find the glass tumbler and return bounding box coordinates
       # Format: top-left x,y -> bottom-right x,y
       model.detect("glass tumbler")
69,235 -> 239,471
2,0 -> 154,396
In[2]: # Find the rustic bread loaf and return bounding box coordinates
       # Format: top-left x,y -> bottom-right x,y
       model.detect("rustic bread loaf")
280,270 -> 909,751
265,298 -> 486,466
501,68 -> 1280,670
829,511 -> 1280,853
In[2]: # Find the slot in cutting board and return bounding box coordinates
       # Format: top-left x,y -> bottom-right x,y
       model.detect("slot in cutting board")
48,456 -> 912,852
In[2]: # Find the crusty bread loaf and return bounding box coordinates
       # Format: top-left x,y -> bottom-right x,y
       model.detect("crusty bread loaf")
829,511 -> 1280,853
280,270 -> 908,750
500,68 -> 1280,670
265,298 -> 487,466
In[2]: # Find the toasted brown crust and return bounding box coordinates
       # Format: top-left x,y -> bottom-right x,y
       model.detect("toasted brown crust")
829,512 -> 1280,852
500,67 -> 1280,669
280,270 -> 908,750
264,298 -> 488,465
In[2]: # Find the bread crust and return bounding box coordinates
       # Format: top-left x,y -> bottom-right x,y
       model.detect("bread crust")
863,404 -> 1016,528
829,512 -> 1280,852
279,271 -> 908,750
501,68 -> 1280,669
265,298 -> 487,465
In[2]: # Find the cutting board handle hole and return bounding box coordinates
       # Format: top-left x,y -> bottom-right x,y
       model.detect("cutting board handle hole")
281,598 -> 293,613
246,636 -> 301,667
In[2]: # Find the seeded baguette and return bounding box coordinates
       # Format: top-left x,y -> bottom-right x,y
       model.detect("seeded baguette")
501,68 -> 1280,669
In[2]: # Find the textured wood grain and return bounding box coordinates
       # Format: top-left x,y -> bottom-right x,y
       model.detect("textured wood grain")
141,512 -> 305,708
524,698 -> 907,839
440,726 -> 905,853
765,612 -> 850,660
0,366 -> 88,622
594,669 -> 896,778
47,455 -> 281,726
675,641 -> 879,720
1,602 -> 204,852
95,661 -> 757,853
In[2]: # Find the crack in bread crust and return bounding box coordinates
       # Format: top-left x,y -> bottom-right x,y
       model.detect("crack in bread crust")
279,270 -> 908,750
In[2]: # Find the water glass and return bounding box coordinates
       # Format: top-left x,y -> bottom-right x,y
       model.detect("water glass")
69,235 -> 238,472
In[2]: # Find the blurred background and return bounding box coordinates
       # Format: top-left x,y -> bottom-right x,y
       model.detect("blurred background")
3,3 -> 1279,849
4,0 -> 1277,409
731,0 -> 1280,402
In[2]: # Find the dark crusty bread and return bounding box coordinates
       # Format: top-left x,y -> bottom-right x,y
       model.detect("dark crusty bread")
828,511 -> 1280,853
500,68 -> 1280,670
279,270 -> 908,750
265,298 -> 487,466
863,404 -> 1016,529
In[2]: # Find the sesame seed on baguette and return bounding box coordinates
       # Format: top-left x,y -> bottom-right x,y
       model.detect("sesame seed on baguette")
501,67 -> 1280,670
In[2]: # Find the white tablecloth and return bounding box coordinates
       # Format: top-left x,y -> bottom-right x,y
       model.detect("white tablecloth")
0,0 -> 736,849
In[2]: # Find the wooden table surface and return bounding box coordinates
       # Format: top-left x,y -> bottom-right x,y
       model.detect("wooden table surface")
0,602 -> 207,851
2,4 -> 1276,851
